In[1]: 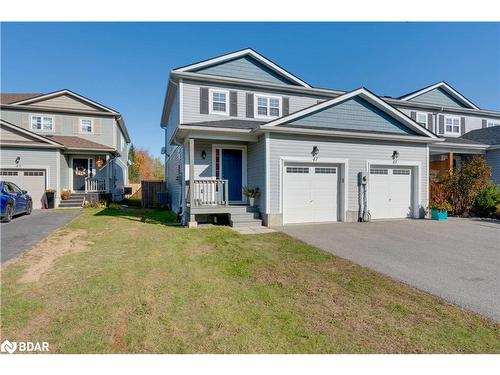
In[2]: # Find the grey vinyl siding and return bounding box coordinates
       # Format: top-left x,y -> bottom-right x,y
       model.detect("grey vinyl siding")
0,108 -> 114,146
247,135 -> 266,212
407,88 -> 468,108
193,56 -> 297,85
0,147 -> 59,193
486,149 -> 500,184
395,106 -> 492,136
60,154 -> 70,191
182,79 -> 323,124
288,97 -> 417,135
167,146 -> 183,213
165,90 -> 180,154
268,133 -> 428,214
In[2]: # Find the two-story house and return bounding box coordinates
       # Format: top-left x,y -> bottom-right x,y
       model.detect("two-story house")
0,90 -> 130,209
160,49 -> 500,228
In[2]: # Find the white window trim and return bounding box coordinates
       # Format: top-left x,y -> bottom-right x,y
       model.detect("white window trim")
79,118 -> 94,134
208,88 -> 229,116
416,112 -> 428,128
444,115 -> 461,135
486,120 -> 500,128
254,93 -> 282,119
30,114 -> 55,132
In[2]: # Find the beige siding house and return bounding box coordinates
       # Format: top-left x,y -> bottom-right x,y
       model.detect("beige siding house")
0,90 -> 131,209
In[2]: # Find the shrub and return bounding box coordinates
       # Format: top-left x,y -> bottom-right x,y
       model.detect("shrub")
441,156 -> 491,215
474,183 -> 500,218
121,198 -> 142,207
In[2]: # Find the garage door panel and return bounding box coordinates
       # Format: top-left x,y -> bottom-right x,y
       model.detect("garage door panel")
369,166 -> 412,220
0,169 -> 46,209
283,164 -> 339,224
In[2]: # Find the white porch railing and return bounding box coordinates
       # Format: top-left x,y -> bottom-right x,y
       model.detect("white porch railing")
85,177 -> 107,193
191,179 -> 228,206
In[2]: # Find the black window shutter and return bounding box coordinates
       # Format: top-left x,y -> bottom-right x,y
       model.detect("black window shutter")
427,113 -> 433,131
282,97 -> 290,116
482,119 -> 487,128
246,93 -> 254,118
229,91 -> 237,117
438,115 -> 444,134
200,87 -> 209,114
460,117 -> 466,135
410,111 -> 416,120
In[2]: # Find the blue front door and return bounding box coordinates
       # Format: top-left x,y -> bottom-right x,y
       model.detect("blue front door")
221,149 -> 243,202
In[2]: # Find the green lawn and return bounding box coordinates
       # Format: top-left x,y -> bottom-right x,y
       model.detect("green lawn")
1,207 -> 499,353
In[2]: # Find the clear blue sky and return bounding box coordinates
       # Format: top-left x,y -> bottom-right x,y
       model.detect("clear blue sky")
2,22 -> 499,157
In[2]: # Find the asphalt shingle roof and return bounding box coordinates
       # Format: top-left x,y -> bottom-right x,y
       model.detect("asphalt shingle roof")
461,126 -> 500,145
45,135 -> 115,151
0,93 -> 43,104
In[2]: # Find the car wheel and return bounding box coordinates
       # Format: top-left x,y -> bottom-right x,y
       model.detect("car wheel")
26,200 -> 33,215
3,204 -> 13,222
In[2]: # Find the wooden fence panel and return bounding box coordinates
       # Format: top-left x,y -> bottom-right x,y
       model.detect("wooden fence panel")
141,180 -> 166,208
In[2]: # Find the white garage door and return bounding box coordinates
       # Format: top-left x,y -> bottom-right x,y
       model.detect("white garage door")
369,166 -> 412,219
0,169 -> 46,209
283,164 -> 339,224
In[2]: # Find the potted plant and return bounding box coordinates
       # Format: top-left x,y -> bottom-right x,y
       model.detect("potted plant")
429,193 -> 452,221
243,186 -> 260,207
61,190 -> 71,200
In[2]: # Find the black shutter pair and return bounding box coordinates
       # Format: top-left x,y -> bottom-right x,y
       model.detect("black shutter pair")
199,87 -> 237,117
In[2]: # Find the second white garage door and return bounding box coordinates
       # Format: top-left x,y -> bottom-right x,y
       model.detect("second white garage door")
283,163 -> 339,224
0,169 -> 46,209
369,166 -> 413,219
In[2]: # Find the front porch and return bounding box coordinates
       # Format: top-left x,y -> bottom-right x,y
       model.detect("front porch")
66,154 -> 113,194
182,135 -> 263,228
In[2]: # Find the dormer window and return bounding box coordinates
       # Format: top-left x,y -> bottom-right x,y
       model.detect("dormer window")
80,119 -> 93,133
209,89 -> 229,115
31,115 -> 54,132
255,94 -> 281,118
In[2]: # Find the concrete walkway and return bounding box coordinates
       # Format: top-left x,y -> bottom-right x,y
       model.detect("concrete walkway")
277,218 -> 500,322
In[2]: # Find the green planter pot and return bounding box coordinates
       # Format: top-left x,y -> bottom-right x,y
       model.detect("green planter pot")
431,209 -> 448,221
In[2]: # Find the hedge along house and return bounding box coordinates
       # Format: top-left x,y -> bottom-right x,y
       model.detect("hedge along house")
0,90 -> 131,208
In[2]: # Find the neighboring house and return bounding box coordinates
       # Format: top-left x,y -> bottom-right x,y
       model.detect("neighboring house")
160,48 -> 500,227
0,90 -> 131,208
461,126 -> 500,184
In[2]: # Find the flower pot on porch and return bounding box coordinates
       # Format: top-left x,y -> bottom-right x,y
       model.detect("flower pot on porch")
248,197 -> 255,207
431,209 -> 448,221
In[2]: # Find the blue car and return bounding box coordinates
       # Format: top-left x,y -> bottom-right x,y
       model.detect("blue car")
1,181 -> 33,222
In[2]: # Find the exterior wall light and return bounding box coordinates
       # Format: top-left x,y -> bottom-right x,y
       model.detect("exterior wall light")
201,150 -> 207,160
311,146 -> 319,161
392,150 -> 399,162
15,156 -> 21,166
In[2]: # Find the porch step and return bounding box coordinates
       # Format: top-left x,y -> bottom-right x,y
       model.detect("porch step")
229,208 -> 263,228
230,219 -> 263,228
58,195 -> 85,208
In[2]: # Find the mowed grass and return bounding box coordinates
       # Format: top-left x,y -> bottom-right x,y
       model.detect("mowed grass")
1,208 -> 499,353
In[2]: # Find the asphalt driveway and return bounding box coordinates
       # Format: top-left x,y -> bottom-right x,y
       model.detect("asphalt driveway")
277,218 -> 500,322
1,209 -> 81,264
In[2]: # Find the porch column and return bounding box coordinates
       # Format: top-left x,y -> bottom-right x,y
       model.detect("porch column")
447,152 -> 454,174
188,138 -> 197,228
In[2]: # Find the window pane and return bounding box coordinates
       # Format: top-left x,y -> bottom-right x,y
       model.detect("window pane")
445,118 -> 452,125
42,117 -> 53,130
269,107 -> 279,116
32,116 -> 42,129
213,102 -> 226,112
257,106 -> 267,116
257,97 -> 267,106
446,125 -> 453,132
269,98 -> 279,108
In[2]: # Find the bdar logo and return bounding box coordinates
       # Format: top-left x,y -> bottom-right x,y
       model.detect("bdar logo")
1,340 -> 17,354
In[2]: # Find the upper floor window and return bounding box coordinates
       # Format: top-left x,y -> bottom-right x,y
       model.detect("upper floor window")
80,119 -> 93,133
255,94 -> 281,118
444,116 -> 460,135
209,89 -> 229,115
31,115 -> 54,132
416,112 -> 427,127
487,120 -> 500,127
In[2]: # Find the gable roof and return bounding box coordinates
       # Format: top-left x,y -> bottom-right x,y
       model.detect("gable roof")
260,88 -> 438,139
10,89 -> 119,113
398,82 -> 479,110
173,48 -> 311,88
0,119 -> 64,147
0,93 -> 43,104
461,126 -> 500,146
